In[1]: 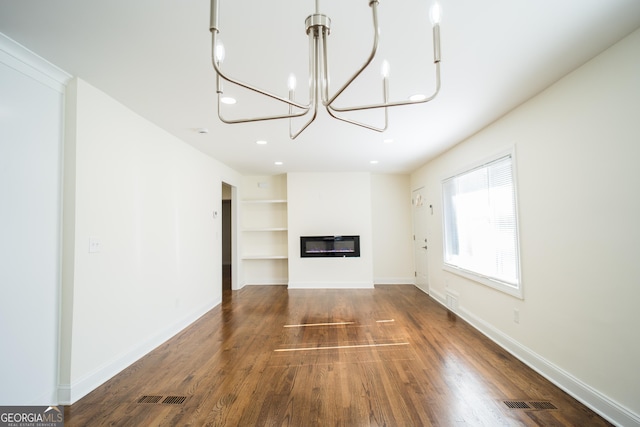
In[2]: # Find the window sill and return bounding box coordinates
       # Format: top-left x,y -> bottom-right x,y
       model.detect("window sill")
443,264 -> 523,299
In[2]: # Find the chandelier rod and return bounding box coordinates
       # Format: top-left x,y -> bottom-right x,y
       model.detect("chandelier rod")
289,29 -> 320,139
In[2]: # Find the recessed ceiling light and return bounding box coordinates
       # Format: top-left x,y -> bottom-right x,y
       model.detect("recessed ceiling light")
274,161 -> 283,166
256,140 -> 268,145
370,160 -> 379,165
409,94 -> 426,101
220,97 -> 236,105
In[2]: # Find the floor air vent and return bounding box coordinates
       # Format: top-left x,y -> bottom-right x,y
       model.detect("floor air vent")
504,401 -> 531,409
529,401 -> 557,410
162,396 -> 187,405
137,395 -> 163,404
137,395 -> 188,405
504,400 -> 557,411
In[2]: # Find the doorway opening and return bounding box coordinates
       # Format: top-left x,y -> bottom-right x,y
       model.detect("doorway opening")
222,182 -> 232,295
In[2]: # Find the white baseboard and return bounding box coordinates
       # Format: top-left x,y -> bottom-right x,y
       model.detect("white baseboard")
242,278 -> 288,286
288,281 -> 374,289
373,277 -> 415,285
58,298 -> 220,405
426,287 -> 639,427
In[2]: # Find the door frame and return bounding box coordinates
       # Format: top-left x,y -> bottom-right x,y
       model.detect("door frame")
412,186 -> 429,294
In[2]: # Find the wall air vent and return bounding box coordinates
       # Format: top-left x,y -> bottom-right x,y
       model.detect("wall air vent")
445,289 -> 459,313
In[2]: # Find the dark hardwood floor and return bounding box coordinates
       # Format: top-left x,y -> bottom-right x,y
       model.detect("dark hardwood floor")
64,285 -> 610,426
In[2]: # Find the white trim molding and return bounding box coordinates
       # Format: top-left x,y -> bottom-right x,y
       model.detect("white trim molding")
0,32 -> 71,92
288,281 -> 374,289
374,277 -> 415,285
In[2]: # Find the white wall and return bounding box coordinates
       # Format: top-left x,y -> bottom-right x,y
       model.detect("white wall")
287,173 -> 374,289
59,78 -> 241,404
411,28 -> 640,426
0,34 -> 70,405
371,174 -> 414,284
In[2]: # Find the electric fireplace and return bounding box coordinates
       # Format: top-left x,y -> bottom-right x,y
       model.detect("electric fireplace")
300,235 -> 360,258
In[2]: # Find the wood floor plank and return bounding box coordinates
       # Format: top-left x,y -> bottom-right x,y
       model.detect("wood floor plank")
64,285 -> 612,426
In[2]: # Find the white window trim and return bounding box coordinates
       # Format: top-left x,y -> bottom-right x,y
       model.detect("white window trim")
441,147 -> 524,299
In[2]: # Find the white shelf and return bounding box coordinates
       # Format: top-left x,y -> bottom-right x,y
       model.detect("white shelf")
242,255 -> 288,260
242,199 -> 287,204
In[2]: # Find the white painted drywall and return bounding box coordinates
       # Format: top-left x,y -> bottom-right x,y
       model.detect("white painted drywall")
411,28 -> 640,425
287,172 -> 373,288
0,33 -> 70,405
59,78 -> 240,403
370,174 -> 414,284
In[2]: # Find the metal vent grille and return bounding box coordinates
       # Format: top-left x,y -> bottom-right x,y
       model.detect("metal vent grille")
529,401 -> 557,410
504,400 -> 557,411
162,396 -> 187,405
137,395 -> 163,404
137,395 -> 188,405
504,401 -> 531,409
445,290 -> 459,313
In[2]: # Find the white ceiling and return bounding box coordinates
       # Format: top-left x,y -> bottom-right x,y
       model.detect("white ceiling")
1,0 -> 639,174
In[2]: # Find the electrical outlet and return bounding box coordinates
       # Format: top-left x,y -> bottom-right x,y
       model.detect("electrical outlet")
89,237 -> 101,253
513,308 -> 520,324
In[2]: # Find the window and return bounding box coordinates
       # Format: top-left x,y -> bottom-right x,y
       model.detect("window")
442,150 -> 522,297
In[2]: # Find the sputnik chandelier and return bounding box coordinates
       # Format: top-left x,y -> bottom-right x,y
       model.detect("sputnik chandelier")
209,0 -> 442,139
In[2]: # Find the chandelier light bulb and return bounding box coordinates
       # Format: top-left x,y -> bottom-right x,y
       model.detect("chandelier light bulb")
429,3 -> 442,25
214,40 -> 225,63
288,73 -> 297,91
381,60 -> 390,78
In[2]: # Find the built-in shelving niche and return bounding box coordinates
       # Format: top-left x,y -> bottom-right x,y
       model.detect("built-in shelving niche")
241,176 -> 288,285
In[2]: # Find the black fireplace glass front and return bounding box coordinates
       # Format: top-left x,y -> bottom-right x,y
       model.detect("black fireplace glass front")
300,235 -> 360,258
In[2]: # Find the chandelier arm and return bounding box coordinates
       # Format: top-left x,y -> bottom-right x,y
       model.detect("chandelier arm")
217,96 -> 309,124
324,105 -> 388,133
215,68 -> 310,124
290,102 -> 318,139
328,62 -> 440,113
290,33 -> 321,139
323,68 -> 389,132
323,0 -> 381,107
327,16 -> 441,113
210,33 -> 310,112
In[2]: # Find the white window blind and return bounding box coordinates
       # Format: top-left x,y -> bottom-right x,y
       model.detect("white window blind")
442,154 -> 521,293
